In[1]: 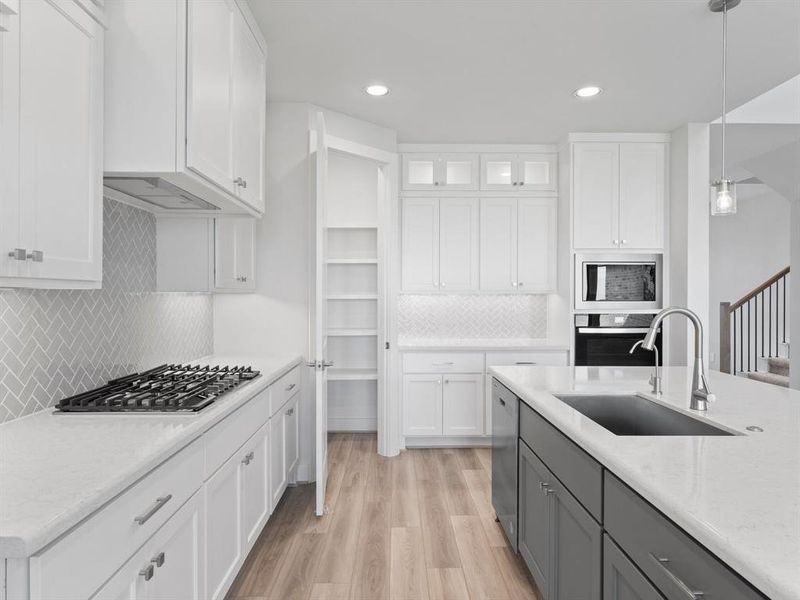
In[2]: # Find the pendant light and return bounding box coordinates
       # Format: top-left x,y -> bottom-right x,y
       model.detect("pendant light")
709,0 -> 741,216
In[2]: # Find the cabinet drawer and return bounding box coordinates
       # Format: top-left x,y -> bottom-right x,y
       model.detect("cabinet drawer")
30,439 -> 204,600
486,350 -> 568,367
604,473 -> 767,600
206,387 -> 269,477
403,352 -> 483,374
270,365 -> 301,417
519,402 -> 602,521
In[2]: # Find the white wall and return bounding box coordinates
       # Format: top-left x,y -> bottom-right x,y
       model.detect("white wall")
708,191 -> 790,369
214,102 -> 397,480
669,123 -> 711,366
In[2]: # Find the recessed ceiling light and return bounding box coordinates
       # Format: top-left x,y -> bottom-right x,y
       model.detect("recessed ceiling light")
574,86 -> 602,98
365,84 -> 389,97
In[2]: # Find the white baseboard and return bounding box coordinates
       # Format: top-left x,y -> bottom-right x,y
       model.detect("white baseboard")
329,417 -> 377,432
403,435 -> 491,448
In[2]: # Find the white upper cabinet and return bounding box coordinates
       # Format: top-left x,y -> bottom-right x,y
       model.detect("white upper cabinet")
402,153 -> 479,191
619,143 -> 665,249
186,0 -> 235,193
439,198 -> 479,291
517,197 -> 558,293
1,0 -> 103,288
480,198 -> 518,291
104,0 -> 267,215
573,142 -> 665,250
232,10 -> 267,213
215,218 -> 256,291
481,153 -> 557,192
402,198 -> 440,291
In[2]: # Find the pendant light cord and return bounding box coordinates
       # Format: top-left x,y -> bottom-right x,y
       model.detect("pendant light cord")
721,0 -> 728,180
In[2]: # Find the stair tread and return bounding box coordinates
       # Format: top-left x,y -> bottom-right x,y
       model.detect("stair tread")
767,356 -> 790,366
747,371 -> 790,388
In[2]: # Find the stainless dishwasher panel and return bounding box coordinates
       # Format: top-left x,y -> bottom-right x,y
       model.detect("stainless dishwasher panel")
491,378 -> 519,551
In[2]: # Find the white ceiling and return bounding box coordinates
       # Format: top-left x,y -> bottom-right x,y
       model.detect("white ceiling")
248,1 -> 800,143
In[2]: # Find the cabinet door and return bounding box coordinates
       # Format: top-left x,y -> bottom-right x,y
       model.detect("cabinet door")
440,153 -> 478,190
517,197 -> 557,293
204,454 -> 242,600
550,481 -> 602,600
402,374 -> 443,436
187,0 -> 235,193
480,154 -> 517,191
480,198 -> 517,291
573,143 -> 619,249
603,535 -> 665,600
0,0 -> 20,279
442,374 -> 484,436
402,198 -> 439,291
619,143 -> 665,250
439,198 -> 479,291
215,217 -> 256,290
269,408 -> 288,507
241,423 -> 270,553
231,10 -> 266,212
284,393 -> 300,480
519,153 -> 558,192
402,154 -> 438,190
18,0 -> 102,282
518,442 -> 551,596
146,493 -> 203,600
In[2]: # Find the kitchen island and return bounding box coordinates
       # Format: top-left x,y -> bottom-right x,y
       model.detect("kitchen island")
490,366 -> 800,600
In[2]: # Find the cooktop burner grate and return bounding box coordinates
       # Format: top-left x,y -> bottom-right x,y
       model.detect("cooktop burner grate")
55,364 -> 261,413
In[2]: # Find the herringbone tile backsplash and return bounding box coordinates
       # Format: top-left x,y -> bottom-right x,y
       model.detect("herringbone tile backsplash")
397,294 -> 547,341
0,200 -> 213,423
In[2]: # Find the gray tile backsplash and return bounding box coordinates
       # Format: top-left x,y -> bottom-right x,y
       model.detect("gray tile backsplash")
0,199 -> 213,422
397,294 -> 548,342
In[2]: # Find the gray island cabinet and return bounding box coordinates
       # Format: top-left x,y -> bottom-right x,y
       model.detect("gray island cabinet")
497,380 -> 769,600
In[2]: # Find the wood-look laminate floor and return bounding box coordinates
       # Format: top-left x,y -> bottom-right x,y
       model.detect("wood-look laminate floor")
227,433 -> 541,600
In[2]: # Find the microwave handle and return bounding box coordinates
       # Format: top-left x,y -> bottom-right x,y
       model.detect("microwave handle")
577,327 -> 658,334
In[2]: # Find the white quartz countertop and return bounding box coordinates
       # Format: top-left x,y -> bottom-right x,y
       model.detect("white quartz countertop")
0,353 -> 303,558
489,366 -> 800,600
397,338 -> 570,351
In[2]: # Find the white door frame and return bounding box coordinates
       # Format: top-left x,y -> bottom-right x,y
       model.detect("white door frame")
308,128 -> 400,461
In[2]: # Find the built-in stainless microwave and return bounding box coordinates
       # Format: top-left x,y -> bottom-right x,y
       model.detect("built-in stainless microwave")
575,254 -> 662,310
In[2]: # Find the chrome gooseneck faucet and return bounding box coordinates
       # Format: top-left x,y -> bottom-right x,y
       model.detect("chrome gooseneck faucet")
642,307 -> 715,411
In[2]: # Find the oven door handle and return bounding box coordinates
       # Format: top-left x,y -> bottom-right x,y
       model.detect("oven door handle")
577,327 -> 657,335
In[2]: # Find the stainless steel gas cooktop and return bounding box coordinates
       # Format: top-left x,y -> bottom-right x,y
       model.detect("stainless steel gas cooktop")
55,364 -> 261,413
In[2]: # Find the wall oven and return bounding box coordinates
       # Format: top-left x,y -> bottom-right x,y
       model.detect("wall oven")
574,314 -> 662,367
575,253 -> 662,310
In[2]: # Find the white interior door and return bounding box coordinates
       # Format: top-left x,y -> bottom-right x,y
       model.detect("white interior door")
313,112 -> 330,517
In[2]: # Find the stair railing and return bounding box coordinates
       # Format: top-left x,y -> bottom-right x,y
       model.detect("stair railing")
720,266 -> 790,375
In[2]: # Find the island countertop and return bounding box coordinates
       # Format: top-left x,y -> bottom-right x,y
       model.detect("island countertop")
0,353 -> 303,558
489,365 -> 800,600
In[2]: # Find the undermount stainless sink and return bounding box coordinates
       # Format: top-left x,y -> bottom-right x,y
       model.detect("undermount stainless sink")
553,394 -> 735,436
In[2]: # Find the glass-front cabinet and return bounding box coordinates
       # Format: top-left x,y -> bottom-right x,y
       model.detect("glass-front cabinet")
402,153 -> 479,191
480,153 -> 557,192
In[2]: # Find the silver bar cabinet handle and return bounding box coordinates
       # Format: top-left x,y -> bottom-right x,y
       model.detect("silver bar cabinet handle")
7,248 -> 25,260
134,494 -> 172,525
649,553 -> 704,599
285,383 -> 296,392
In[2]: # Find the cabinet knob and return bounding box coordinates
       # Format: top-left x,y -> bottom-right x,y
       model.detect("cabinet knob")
519,181 -> 525,186
139,564 -> 154,581
444,379 -> 449,384
27,250 -> 44,262
518,282 -> 524,287
241,179 -> 247,189
440,282 -> 446,287
434,181 -> 439,186
613,239 -> 619,245
286,407 -> 294,416
7,248 -> 26,261
512,181 -> 518,186
151,551 -> 165,568
621,239 -> 627,245
234,176 -> 244,186
511,282 -> 518,287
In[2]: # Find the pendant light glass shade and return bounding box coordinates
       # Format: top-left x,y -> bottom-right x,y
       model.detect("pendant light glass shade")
709,0 -> 739,215
711,179 -> 737,215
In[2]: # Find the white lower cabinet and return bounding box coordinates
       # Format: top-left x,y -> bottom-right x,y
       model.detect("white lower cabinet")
269,391 -> 299,507
403,374 -> 444,436
204,449 -> 243,600
93,491 -> 203,600
17,368 -> 303,600
442,374 -> 484,436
